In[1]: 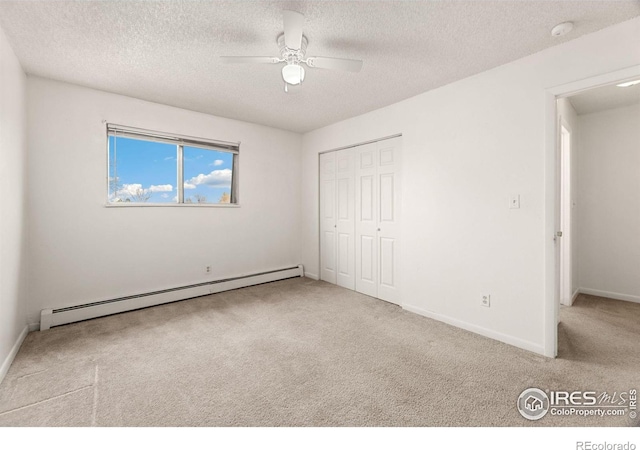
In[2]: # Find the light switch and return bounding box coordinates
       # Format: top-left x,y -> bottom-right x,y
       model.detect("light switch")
509,195 -> 520,209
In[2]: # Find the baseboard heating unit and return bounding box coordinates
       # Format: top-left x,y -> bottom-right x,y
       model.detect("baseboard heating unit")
40,265 -> 304,331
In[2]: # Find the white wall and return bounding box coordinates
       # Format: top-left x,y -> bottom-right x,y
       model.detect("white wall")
26,77 -> 302,323
557,98 -> 580,298
578,103 -> 640,302
301,18 -> 640,355
0,26 -> 28,375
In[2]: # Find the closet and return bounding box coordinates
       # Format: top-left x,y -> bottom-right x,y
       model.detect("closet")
319,136 -> 401,305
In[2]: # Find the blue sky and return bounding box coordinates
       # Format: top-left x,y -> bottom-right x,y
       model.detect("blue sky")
108,136 -> 233,203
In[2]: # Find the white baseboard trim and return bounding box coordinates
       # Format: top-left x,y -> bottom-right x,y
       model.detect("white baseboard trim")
403,304 -> 545,356
41,265 -> 304,331
579,288 -> 640,304
0,324 -> 29,386
304,272 -> 319,280
562,289 -> 580,307
570,289 -> 580,305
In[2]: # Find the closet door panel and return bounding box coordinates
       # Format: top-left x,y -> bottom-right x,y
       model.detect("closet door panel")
320,152 -> 337,284
355,143 -> 378,297
376,138 -> 401,305
335,148 -> 355,289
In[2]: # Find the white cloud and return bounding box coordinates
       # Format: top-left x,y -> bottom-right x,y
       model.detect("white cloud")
161,193 -> 170,199
212,159 -> 224,166
117,183 -> 145,196
183,183 -> 196,190
111,183 -> 172,201
187,169 -> 232,188
148,184 -> 173,193
110,183 -> 148,201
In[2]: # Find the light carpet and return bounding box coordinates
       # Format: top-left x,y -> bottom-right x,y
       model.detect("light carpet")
0,278 -> 638,426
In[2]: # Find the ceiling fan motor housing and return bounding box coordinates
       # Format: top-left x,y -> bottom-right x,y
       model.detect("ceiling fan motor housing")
277,33 -> 308,64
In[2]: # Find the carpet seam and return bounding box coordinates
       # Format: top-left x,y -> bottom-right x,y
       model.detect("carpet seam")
0,385 -> 93,416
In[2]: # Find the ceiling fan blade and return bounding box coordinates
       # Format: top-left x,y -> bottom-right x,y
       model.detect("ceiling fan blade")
305,57 -> 363,73
220,56 -> 281,64
283,10 -> 304,50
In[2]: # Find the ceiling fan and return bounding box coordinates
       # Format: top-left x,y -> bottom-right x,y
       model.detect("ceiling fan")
221,10 -> 363,92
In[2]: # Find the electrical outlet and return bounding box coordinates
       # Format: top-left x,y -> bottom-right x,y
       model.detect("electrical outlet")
481,294 -> 491,307
205,265 -> 212,274
509,195 -> 520,209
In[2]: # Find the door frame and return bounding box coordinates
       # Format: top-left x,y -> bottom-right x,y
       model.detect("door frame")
543,64 -> 640,358
558,117 -> 573,307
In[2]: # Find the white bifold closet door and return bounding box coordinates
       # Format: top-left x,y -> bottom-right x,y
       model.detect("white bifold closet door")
320,136 -> 401,305
320,149 -> 356,289
355,137 -> 401,305
320,151 -> 337,284
335,149 -> 356,289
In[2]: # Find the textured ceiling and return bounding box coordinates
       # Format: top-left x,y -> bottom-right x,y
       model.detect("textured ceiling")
569,80 -> 640,115
0,1 -> 639,133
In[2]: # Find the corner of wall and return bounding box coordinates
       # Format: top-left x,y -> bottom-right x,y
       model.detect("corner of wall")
0,23 -> 30,384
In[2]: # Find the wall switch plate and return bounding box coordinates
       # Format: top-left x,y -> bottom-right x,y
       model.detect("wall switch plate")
481,295 -> 491,307
509,195 -> 520,209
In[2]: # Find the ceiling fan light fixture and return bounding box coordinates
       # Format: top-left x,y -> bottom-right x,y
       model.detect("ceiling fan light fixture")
282,63 -> 305,85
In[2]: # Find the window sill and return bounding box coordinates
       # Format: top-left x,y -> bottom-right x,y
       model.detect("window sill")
105,203 -> 240,208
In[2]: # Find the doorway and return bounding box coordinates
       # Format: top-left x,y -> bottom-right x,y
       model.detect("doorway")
546,65 -> 640,357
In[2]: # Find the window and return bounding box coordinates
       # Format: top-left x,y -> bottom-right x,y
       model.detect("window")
107,125 -> 238,205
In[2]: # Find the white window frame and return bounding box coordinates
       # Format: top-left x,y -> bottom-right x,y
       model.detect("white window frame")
106,123 -> 240,207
